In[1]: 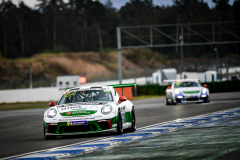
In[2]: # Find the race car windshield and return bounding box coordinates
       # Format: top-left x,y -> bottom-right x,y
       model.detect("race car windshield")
58,90 -> 113,105
174,81 -> 202,88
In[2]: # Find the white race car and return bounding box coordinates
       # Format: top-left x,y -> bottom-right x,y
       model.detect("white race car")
165,79 -> 210,105
43,84 -> 136,139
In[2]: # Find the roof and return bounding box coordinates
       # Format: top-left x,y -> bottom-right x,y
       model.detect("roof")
65,83 -> 136,91
163,79 -> 199,83
175,79 -> 199,82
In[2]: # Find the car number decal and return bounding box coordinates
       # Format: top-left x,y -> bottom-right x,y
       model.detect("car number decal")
67,120 -> 87,126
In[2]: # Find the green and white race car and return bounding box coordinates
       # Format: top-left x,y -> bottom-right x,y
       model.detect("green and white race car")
43,84 -> 136,139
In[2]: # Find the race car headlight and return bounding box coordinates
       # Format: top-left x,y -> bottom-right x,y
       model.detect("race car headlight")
47,108 -> 57,118
202,88 -> 207,94
175,89 -> 180,94
101,104 -> 112,115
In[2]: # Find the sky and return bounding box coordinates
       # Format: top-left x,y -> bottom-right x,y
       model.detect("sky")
10,0 -> 235,9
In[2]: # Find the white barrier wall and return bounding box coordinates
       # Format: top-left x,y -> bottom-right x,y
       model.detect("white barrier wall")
0,77 -> 151,103
0,87 -> 64,103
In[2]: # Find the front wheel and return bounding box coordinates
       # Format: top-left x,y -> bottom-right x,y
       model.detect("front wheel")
165,97 -> 171,105
116,110 -> 123,134
172,98 -> 177,105
129,108 -> 136,132
204,96 -> 210,103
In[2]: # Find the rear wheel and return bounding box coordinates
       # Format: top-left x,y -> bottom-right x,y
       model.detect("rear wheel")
116,110 -> 123,134
129,108 -> 136,132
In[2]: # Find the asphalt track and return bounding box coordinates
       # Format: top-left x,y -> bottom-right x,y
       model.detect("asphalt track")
1,92 -> 240,159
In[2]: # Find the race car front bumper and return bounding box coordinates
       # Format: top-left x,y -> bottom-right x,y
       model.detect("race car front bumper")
175,94 -> 209,103
44,118 -> 118,135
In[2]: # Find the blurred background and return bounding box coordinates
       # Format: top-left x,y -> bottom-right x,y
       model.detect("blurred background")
0,0 -> 239,90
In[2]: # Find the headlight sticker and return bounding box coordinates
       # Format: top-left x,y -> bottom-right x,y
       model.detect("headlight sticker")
47,108 -> 57,118
101,104 -> 112,115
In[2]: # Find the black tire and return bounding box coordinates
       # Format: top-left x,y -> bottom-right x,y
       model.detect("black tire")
44,125 -> 57,140
204,96 -> 210,103
129,108 -> 136,132
172,98 -> 177,105
116,110 -> 123,135
165,97 -> 170,105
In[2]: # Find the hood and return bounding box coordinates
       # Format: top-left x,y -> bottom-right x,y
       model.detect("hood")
56,102 -> 108,116
178,87 -> 202,94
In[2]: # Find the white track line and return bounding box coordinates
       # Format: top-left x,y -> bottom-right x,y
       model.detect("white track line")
3,107 -> 240,160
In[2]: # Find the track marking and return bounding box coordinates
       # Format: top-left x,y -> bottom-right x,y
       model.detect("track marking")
4,107 -> 240,160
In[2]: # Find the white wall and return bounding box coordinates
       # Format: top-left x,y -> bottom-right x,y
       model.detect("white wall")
0,87 -> 64,103
0,77 -> 152,103
152,69 -> 177,85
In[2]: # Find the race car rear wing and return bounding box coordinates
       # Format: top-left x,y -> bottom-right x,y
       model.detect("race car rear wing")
108,83 -> 136,96
163,80 -> 176,83
108,83 -> 135,88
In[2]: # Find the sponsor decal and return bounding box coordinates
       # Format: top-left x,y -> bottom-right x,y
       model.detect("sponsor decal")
72,108 -> 86,111
58,117 -> 95,122
72,111 -> 88,114
67,120 -> 87,126
82,102 -> 106,105
61,106 -> 84,110
183,91 -> 200,94
61,110 -> 97,116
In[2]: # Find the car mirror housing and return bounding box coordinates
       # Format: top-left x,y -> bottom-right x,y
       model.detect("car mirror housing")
49,101 -> 56,106
118,96 -> 127,104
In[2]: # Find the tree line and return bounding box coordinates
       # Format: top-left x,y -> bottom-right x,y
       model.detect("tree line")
0,0 -> 239,59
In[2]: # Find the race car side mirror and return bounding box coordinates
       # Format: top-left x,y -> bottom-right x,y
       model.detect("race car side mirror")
167,86 -> 171,89
49,101 -> 56,106
118,96 -> 127,104
203,84 -> 207,88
